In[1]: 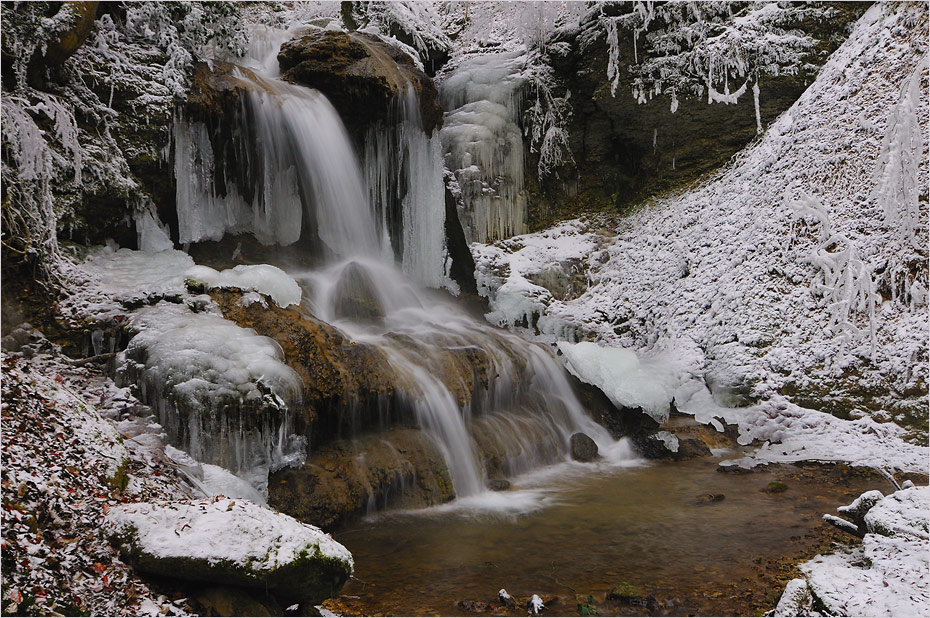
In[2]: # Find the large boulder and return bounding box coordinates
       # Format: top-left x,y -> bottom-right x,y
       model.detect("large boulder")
105,498 -> 353,607
278,29 -> 443,135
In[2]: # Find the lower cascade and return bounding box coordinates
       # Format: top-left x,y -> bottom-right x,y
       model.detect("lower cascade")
131,26 -> 632,525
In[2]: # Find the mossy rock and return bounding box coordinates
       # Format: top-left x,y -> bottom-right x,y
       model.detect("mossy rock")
106,499 -> 353,607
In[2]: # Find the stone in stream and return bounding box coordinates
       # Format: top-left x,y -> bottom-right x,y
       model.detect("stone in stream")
694,493 -> 726,506
105,498 -> 353,608
570,432 -> 599,462
606,582 -> 659,611
488,478 -> 512,492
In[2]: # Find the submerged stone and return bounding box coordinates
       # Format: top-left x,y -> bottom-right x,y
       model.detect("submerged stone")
332,262 -> 386,321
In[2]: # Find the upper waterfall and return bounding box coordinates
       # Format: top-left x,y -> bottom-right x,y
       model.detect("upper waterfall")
175,69 -> 384,259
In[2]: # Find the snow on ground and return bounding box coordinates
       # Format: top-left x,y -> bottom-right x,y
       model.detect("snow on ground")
1,332 -> 346,615
772,485 -> 929,617
0,351 -> 195,616
474,5 -> 929,474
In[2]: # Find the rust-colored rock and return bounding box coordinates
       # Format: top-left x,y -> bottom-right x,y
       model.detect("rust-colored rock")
269,429 -> 455,529
277,30 -> 443,135
27,2 -> 99,86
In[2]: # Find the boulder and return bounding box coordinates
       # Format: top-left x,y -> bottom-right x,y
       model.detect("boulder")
634,431 -> 711,460
277,30 -> 443,135
332,261 -> 386,321
105,498 -> 353,607
570,432 -> 599,462
488,478 -> 512,492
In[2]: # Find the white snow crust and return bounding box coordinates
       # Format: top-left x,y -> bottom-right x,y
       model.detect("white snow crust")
106,497 -> 353,571
185,263 -> 302,307
474,5 -> 929,474
774,486 -> 929,617
122,301 -> 302,410
558,341 -> 676,423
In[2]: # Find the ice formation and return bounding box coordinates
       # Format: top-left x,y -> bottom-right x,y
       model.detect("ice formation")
439,49 -> 528,243
174,72 -> 380,256
558,341 -> 675,424
118,301 -> 305,494
134,207 -> 175,253
185,264 -> 302,307
364,85 -> 450,289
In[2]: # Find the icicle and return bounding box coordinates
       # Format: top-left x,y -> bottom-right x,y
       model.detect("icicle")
439,50 -> 528,243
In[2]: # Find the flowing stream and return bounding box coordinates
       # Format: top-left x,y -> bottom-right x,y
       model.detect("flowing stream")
329,450 -> 886,617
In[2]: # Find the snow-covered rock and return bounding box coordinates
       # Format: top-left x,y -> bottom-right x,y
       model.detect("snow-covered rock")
772,486 -> 930,617
557,340 -> 676,424
106,497 -> 353,605
185,263 -> 302,308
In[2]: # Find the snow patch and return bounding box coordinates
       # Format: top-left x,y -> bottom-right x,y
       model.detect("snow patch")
185,263 -> 302,307
558,341 -> 675,424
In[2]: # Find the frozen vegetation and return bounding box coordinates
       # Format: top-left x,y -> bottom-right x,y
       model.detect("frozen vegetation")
1,2 -> 927,616
475,3 -> 928,460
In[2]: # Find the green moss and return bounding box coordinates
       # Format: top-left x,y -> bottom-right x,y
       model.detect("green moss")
107,457 -> 130,492
577,595 -> 599,616
766,481 -> 788,493
608,582 -> 644,598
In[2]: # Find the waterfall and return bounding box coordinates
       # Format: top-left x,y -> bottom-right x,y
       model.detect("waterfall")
166,28 -> 626,506
174,71 -> 384,259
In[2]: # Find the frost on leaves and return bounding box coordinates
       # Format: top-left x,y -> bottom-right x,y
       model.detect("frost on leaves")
598,1 -> 826,115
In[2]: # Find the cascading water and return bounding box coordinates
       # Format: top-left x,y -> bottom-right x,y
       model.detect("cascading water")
167,26 -> 629,506
175,70 -> 385,259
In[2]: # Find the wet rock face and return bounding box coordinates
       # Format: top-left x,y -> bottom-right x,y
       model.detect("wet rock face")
537,2 -> 869,220
269,429 -> 455,530
277,30 -> 443,136
570,432 -> 599,462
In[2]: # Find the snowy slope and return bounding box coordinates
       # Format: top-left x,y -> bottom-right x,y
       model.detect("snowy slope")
475,4 -> 928,445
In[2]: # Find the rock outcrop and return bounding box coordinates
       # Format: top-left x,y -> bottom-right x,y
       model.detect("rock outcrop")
529,2 -> 870,224
278,29 -> 443,135
106,498 -> 353,607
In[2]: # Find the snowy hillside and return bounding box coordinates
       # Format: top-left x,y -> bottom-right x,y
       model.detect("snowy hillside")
475,3 -> 928,445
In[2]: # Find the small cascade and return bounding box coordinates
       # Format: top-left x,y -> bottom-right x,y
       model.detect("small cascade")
364,86 -> 450,289
439,50 -> 528,244
159,26 -> 631,514
299,258 -> 615,500
174,71 -> 384,259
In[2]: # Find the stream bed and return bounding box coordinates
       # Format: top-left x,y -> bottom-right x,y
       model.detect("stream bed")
325,450 -> 886,617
